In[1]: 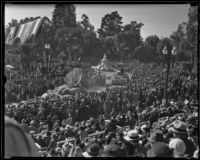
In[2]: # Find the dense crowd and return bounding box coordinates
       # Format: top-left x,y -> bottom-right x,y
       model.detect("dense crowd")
5,62 -> 198,158
5,62 -> 66,103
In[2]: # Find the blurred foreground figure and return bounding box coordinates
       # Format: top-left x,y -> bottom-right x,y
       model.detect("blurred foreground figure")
5,116 -> 40,158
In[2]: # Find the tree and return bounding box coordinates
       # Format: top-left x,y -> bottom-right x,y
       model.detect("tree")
8,19 -> 19,27
170,5 -> 197,67
119,21 -> 144,60
79,14 -> 94,31
145,35 -> 160,61
19,16 -> 41,24
145,35 -> 160,48
8,19 -> 20,40
77,14 -> 104,64
55,26 -> 84,64
102,36 -> 117,60
52,4 -> 77,29
97,11 -> 123,38
99,19 -> 144,61
170,22 -> 189,61
134,42 -> 155,63
186,5 -> 198,67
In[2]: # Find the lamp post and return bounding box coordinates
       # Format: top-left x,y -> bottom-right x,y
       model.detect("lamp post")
163,46 -> 172,105
44,43 -> 51,79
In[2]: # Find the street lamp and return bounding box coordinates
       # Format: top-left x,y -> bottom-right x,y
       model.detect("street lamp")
162,46 -> 168,67
162,46 -> 172,106
171,46 -> 177,67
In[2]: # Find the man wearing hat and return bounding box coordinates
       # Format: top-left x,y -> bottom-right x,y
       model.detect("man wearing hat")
145,130 -> 165,148
169,120 -> 196,157
123,130 -> 147,157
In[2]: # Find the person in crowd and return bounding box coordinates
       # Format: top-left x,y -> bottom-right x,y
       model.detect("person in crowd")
169,120 -> 196,158
48,133 -> 58,150
20,119 -> 29,133
169,138 -> 186,158
5,62 -> 198,157
124,130 -> 148,157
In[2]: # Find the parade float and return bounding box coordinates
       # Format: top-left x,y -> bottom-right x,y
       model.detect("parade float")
91,54 -> 129,86
41,54 -> 130,100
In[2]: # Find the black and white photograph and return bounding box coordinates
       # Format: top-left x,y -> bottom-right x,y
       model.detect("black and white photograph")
3,2 -> 198,158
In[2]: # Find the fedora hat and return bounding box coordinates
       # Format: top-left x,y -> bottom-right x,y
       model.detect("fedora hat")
169,120 -> 186,134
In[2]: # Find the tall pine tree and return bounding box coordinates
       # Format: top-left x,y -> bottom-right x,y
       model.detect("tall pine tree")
97,11 -> 123,38
52,4 -> 77,29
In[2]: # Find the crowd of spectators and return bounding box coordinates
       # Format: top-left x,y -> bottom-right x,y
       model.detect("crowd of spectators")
5,62 -> 66,103
5,62 -> 198,158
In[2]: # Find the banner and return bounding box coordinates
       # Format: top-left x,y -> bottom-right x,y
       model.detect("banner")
15,18 -> 43,45
5,27 -> 16,45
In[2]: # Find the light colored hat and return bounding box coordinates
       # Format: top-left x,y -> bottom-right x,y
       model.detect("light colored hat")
141,124 -> 148,132
124,130 -> 140,141
184,99 -> 190,105
169,138 -> 186,155
29,131 -> 35,135
169,120 -> 187,134
30,120 -> 35,125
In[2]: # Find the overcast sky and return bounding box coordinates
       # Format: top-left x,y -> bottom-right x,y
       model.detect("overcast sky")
5,4 -> 190,39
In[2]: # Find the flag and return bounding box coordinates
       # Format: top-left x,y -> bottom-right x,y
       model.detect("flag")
5,27 -> 16,45
15,18 -> 43,45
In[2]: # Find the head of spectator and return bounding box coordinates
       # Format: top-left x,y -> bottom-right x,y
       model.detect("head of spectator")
101,144 -> 125,157
116,131 -> 124,142
147,141 -> 172,157
124,130 -> 140,144
169,120 -> 187,139
87,143 -> 100,157
141,124 -> 150,134
169,138 -> 186,158
149,130 -> 164,144
30,120 -> 35,126
21,119 -> 26,124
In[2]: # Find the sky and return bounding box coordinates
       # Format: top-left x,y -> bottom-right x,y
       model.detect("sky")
5,4 -> 190,39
